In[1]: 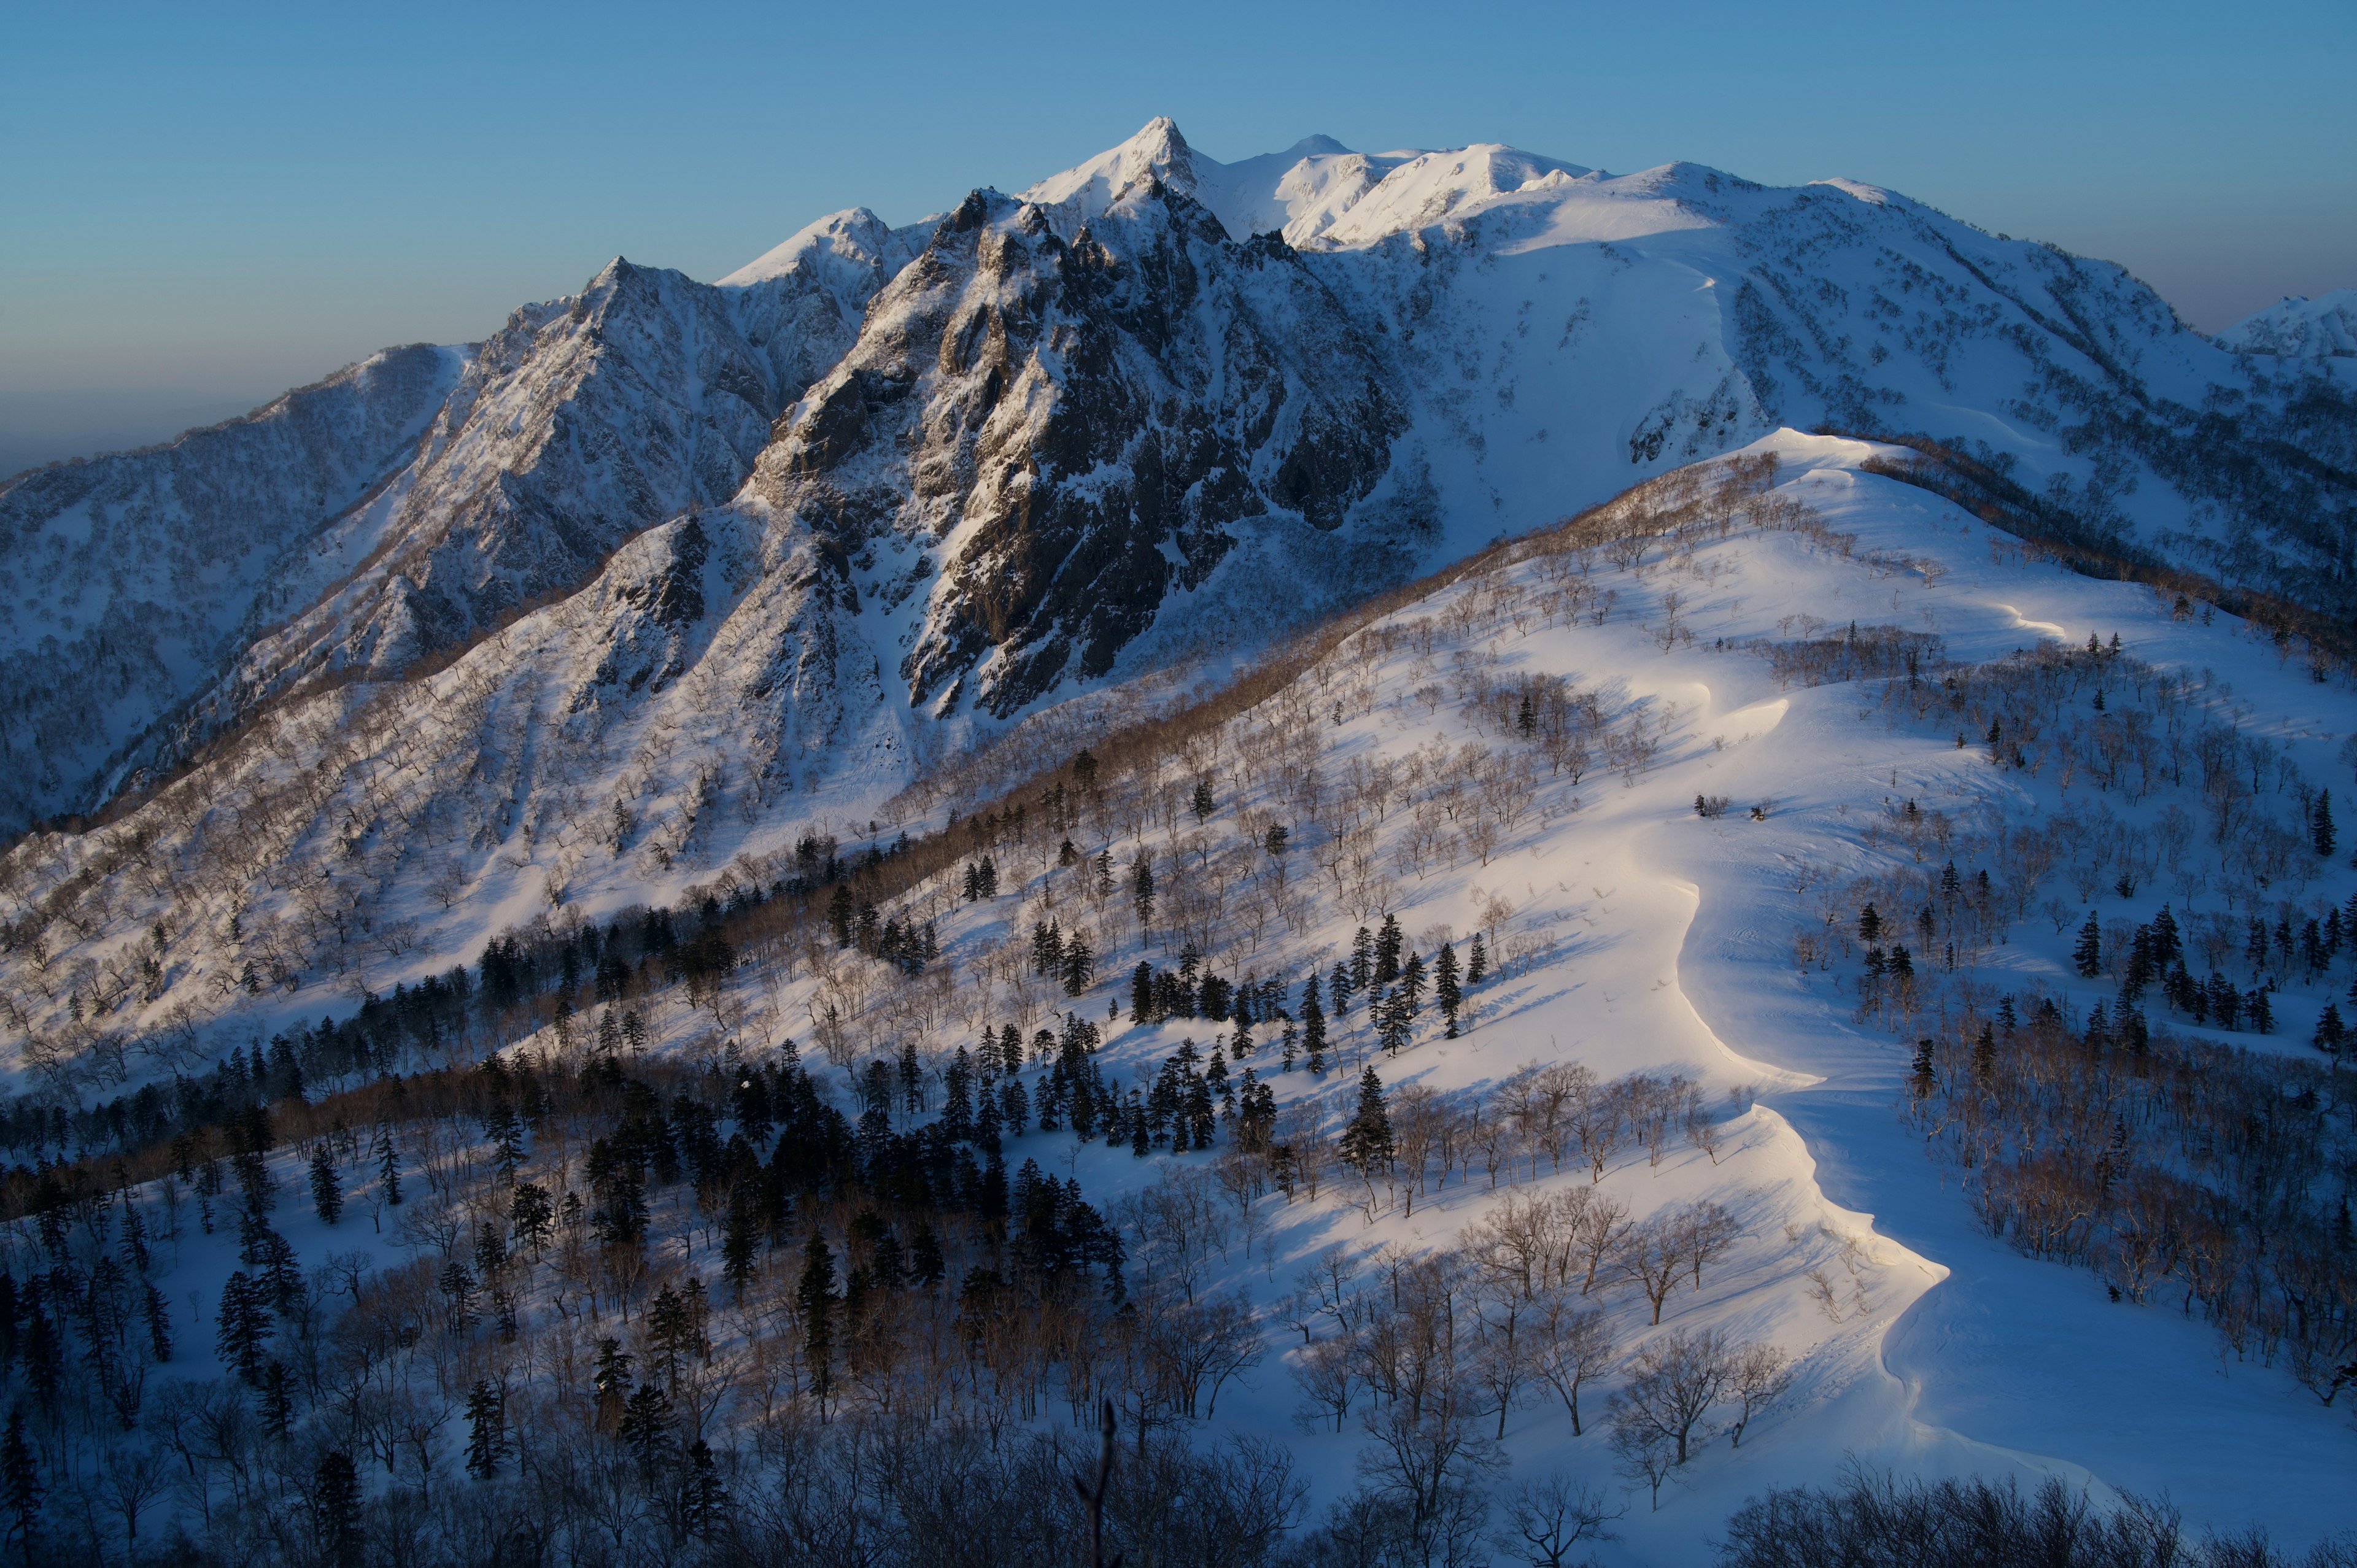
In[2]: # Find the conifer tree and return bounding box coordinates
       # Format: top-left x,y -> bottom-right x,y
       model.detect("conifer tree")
310,1450 -> 361,1568
1858,903 -> 1883,944
1132,854 -> 1155,929
143,1283 -> 173,1363
1466,932 -> 1488,985
593,1338 -> 634,1432
0,1408 -> 37,1562
910,1219 -> 946,1288
2073,912 -> 2104,979
510,1181 -> 554,1256
1300,978 -> 1328,1071
1339,1067 -> 1395,1176
1910,1038 -> 1936,1100
308,1145 -> 342,1226
797,1231 -> 838,1412
2315,1002 -> 2348,1057
682,1438 -> 729,1539
1399,951 -> 1426,1017
214,1271 -> 271,1384
483,1100 -> 525,1183
2315,789 -> 2337,858
619,1381 -> 675,1469
260,1359 -> 294,1439
465,1379 -> 506,1478
373,1124 -> 402,1207
1435,943 -> 1463,1037
1191,777 -> 1216,822
1374,914 -> 1404,986
721,1189 -> 760,1299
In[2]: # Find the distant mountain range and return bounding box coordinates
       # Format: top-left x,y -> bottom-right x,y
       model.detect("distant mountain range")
0,118 -> 2348,893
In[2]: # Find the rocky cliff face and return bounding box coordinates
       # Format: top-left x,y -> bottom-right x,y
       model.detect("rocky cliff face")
746,180 -> 1409,719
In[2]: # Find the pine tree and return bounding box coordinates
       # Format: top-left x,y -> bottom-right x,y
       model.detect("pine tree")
483,1100 -> 525,1183
0,1409 -> 37,1562
619,1382 -> 675,1467
2073,912 -> 2103,979
465,1378 -> 506,1477
259,1359 -> 293,1439
1858,902 -> 1883,943
1338,1068 -> 1395,1175
1300,979 -> 1328,1072
374,1124 -> 402,1207
1061,934 -> 1094,997
681,1437 -> 729,1539
1131,854 -> 1155,929
2315,789 -> 2337,857
311,1450 -> 362,1568
910,1219 -> 946,1289
510,1181 -> 554,1256
1398,951 -> 1426,1016
1466,932 -> 1488,985
593,1338 -> 634,1432
721,1188 -> 759,1299
215,1270 -> 272,1384
308,1145 -> 342,1226
1434,943 -> 1462,1037
1374,914 -> 1404,986
142,1283 -> 173,1363
797,1231 -> 837,1411
1191,777 -> 1216,822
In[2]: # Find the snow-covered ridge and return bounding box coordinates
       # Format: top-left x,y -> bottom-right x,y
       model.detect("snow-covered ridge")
2215,288 -> 2357,358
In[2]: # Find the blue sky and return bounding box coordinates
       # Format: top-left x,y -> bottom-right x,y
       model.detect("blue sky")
2,0 -> 2350,473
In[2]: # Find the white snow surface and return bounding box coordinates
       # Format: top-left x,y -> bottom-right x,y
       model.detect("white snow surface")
23,433 -> 2357,1554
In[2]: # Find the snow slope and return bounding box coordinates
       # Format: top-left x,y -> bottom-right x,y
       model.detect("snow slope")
41,431 -> 2357,1559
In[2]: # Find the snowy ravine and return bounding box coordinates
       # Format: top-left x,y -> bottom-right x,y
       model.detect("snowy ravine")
9,433 -> 2353,1558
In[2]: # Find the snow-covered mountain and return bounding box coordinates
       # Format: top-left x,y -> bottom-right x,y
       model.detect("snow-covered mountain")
0,226 -> 928,834
2,118 -> 2352,1020
2216,288 -> 2357,359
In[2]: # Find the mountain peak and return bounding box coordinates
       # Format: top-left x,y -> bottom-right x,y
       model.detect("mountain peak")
1018,117 -> 1201,218
718,207 -> 892,288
